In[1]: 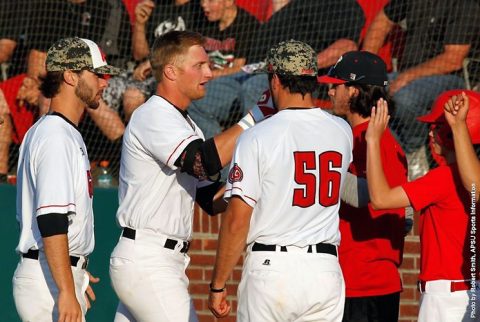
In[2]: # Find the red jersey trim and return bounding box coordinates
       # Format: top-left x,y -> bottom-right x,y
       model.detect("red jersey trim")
166,135 -> 196,165
36,203 -> 76,211
226,187 -> 257,204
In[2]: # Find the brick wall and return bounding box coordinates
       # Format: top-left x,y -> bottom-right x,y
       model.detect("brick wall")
188,206 -> 422,322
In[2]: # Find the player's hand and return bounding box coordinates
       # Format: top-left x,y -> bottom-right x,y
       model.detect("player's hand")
366,98 -> 390,143
135,0 -> 154,26
57,290 -> 82,322
84,271 -> 100,310
249,89 -> 277,123
208,288 -> 231,318
444,91 -> 469,128
132,60 -> 152,81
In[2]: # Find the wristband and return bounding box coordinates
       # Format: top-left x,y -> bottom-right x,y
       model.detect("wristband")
237,113 -> 255,130
209,283 -> 226,293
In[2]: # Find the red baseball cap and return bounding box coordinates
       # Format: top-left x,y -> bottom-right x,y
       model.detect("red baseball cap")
417,89 -> 480,144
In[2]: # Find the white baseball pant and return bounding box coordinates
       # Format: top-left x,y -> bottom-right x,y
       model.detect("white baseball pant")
109,229 -> 198,322
418,280 -> 480,322
237,244 -> 345,322
13,254 -> 89,322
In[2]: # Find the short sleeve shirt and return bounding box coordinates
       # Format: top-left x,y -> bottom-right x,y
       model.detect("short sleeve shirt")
384,0 -> 480,70
116,95 -> 205,240
402,164 -> 475,281
225,108 -> 353,247
16,114 -> 95,256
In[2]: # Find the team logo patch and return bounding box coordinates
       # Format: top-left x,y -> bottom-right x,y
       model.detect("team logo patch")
228,163 -> 243,184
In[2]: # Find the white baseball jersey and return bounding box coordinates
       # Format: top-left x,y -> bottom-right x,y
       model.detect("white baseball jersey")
16,113 -> 95,256
116,95 -> 205,240
225,108 -> 353,246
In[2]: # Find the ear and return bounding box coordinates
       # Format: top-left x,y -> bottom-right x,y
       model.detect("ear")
163,64 -> 177,81
63,70 -> 78,86
349,86 -> 359,98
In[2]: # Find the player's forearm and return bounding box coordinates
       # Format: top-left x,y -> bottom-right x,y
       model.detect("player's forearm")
451,123 -> 480,201
43,234 -> 76,293
366,139 -> 409,209
211,198 -> 251,288
132,24 -> 150,61
317,39 -> 358,69
213,125 -> 244,167
362,9 -> 394,54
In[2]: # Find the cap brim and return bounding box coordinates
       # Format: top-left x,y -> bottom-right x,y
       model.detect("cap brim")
94,64 -> 122,76
317,75 -> 347,84
417,113 -> 445,123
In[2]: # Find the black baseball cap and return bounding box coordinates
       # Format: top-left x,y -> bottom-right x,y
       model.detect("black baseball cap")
318,51 -> 388,86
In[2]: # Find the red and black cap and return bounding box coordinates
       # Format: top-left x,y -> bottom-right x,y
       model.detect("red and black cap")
318,51 -> 388,86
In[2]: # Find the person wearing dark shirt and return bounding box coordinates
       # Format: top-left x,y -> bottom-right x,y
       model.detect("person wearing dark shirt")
363,0 -> 480,180
240,0 -> 365,122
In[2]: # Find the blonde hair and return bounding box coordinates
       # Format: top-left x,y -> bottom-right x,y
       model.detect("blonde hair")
150,31 -> 205,82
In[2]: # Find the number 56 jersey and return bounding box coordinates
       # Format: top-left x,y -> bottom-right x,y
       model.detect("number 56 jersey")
225,108 -> 353,247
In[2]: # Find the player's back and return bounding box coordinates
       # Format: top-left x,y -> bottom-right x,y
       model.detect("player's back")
236,108 -> 353,247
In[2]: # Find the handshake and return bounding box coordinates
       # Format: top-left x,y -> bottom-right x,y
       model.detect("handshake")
238,89 -> 278,130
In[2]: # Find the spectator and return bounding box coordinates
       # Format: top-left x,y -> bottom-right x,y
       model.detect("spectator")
366,97 -> 479,322
319,51 -> 407,322
180,0 -> 261,140
442,90 -> 480,201
362,0 -> 480,179
102,0 -> 205,121
241,0 -> 365,117
1,0 -> 131,175
0,1 -> 30,80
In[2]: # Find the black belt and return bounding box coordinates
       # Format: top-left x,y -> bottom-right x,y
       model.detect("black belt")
22,249 -> 88,269
122,227 -> 190,254
252,242 -> 337,256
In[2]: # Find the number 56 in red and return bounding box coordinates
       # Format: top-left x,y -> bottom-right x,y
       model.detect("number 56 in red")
293,151 -> 342,208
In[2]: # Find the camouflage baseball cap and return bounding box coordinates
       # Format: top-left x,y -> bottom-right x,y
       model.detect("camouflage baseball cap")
46,37 -> 121,75
255,40 -> 317,76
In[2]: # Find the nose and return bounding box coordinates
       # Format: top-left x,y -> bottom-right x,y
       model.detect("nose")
204,64 -> 213,80
99,77 -> 108,89
328,88 -> 335,97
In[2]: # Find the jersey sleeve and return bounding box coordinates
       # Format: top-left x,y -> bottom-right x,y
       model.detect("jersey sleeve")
133,110 -> 203,170
224,131 -> 261,207
402,167 -> 450,212
34,135 -> 77,217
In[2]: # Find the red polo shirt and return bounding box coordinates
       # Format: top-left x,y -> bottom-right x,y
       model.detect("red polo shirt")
339,121 -> 408,297
402,164 -> 475,282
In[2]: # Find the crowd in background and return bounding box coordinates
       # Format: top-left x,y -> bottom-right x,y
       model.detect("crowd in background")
0,0 -> 479,184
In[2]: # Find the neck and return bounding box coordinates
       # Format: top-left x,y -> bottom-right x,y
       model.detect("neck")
347,113 -> 368,128
276,91 -> 315,110
156,82 -> 190,110
48,92 -> 85,126
219,5 -> 237,31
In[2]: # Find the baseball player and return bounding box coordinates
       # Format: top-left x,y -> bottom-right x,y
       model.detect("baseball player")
318,51 -> 407,322
13,37 -> 120,322
443,90 -> 480,202
209,40 -> 353,321
366,92 -> 480,322
109,30 -> 274,322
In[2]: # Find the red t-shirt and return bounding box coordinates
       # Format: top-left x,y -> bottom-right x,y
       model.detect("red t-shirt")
403,165 -> 475,282
0,74 -> 36,145
339,121 -> 408,297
